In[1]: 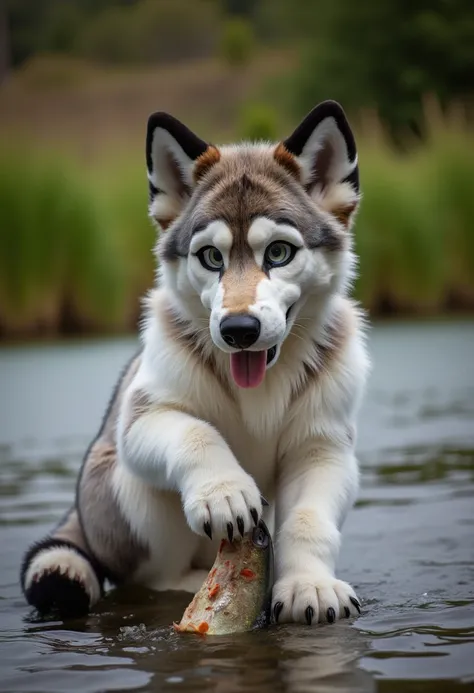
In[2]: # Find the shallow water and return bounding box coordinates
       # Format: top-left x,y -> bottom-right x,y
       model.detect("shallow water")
1,321 -> 473,693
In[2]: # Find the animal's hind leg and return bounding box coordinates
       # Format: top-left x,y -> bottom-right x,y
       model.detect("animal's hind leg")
21,508 -> 104,618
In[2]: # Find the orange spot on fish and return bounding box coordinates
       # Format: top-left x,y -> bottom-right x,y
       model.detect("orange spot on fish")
209,583 -> 220,598
219,540 -> 227,552
198,622 -> 209,633
205,606 -> 212,611
240,568 -> 256,580
206,567 -> 217,587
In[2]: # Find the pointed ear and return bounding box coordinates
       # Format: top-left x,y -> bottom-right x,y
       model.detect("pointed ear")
277,100 -> 360,229
146,112 -> 220,229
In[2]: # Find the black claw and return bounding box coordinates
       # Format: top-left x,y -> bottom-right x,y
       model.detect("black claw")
344,606 -> 350,618
250,508 -> 259,526
350,597 -> 361,614
237,516 -> 245,537
327,607 -> 336,623
305,606 -> 314,625
204,522 -> 212,540
273,601 -> 283,623
227,522 -> 234,543
261,495 -> 269,507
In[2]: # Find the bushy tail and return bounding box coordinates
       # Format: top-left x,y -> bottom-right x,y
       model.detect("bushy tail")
21,509 -> 104,619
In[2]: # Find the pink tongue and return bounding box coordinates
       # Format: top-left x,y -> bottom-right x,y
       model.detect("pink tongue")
230,351 -> 267,388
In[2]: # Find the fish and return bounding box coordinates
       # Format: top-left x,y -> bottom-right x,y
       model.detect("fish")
173,520 -> 274,635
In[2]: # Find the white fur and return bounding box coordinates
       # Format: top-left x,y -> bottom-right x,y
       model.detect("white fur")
113,289 -> 369,623
117,386 -> 263,539
148,127 -> 195,198
313,180 -> 360,220
112,120 -> 369,624
24,547 -> 101,606
247,217 -> 304,263
149,193 -> 182,227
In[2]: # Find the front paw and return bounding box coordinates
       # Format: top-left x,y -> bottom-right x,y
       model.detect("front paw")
272,573 -> 361,625
183,470 -> 262,541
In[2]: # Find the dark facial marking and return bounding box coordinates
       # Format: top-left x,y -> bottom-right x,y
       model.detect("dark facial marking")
160,226 -> 187,262
305,223 -> 345,252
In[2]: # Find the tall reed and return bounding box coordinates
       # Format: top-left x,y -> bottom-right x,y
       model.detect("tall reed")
0,101 -> 473,339
0,143 -> 126,336
354,101 -> 474,314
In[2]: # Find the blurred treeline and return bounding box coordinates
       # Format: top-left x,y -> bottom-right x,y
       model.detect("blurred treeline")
1,0 -> 474,339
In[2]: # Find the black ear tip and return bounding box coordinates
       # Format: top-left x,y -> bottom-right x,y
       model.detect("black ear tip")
146,111 -> 209,165
146,112 -> 182,143
305,99 -> 350,128
147,111 -> 176,130
283,99 -> 356,160
315,99 -> 345,112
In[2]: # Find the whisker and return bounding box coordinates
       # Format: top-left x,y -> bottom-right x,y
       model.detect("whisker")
293,323 -> 311,336
290,331 -> 307,345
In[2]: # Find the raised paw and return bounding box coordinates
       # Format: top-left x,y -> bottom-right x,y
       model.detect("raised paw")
183,470 -> 262,542
272,573 -> 361,625
22,544 -> 101,618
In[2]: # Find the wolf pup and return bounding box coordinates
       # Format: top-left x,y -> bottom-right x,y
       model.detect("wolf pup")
21,100 -> 369,625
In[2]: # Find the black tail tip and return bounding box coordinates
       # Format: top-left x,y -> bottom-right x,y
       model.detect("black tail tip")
25,569 -> 91,620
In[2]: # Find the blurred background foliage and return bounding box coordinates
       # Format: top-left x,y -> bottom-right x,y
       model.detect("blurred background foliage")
0,0 -> 474,339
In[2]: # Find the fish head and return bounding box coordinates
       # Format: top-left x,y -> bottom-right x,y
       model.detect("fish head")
247,520 -> 274,628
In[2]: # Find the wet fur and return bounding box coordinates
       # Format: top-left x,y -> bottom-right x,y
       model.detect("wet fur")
21,101 -> 370,624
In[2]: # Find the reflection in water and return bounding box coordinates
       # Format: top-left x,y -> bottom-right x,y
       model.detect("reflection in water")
1,322 -> 474,692
372,446 -> 474,485
23,602 -> 375,693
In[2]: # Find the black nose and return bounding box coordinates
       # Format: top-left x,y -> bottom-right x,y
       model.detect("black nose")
220,315 -> 261,349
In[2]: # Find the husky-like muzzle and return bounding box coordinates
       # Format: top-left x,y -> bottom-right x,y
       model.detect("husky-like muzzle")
217,314 -> 279,387
210,288 -> 297,388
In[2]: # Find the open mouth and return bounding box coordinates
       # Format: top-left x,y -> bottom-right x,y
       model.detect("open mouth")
286,303 -> 296,321
266,346 -> 277,365
230,346 -> 278,388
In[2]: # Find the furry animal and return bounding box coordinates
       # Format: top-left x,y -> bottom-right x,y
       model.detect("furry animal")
21,100 -> 370,625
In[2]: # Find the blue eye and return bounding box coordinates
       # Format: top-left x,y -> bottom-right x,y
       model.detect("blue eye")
264,241 -> 297,268
197,246 -> 224,271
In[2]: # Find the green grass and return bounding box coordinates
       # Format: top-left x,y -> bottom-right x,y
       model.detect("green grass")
0,144 -> 126,336
354,103 -> 474,314
89,153 -> 156,324
0,103 -> 473,338
354,144 -> 446,313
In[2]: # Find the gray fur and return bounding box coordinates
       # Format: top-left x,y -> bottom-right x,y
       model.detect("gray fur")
159,145 -> 345,262
31,351 -> 150,583
78,439 -> 149,581
54,508 -> 90,554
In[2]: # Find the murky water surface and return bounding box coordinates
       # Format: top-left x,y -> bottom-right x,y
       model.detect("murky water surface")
1,322 -> 473,693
